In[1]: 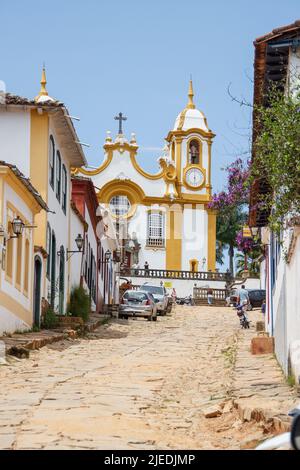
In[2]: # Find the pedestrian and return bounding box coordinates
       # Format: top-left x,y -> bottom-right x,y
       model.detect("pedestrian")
144,261 -> 149,273
207,288 -> 213,306
171,287 -> 177,304
238,285 -> 249,308
238,284 -> 250,320
132,262 -> 139,276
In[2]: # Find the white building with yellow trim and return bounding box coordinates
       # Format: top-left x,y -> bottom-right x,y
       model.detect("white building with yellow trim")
0,69 -> 87,320
75,81 -> 216,272
0,162 -> 48,334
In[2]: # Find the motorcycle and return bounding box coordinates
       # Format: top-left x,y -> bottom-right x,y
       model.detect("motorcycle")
256,404 -> 300,450
176,295 -> 193,305
236,304 -> 250,329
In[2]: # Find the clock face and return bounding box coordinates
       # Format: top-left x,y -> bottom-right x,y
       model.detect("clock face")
185,167 -> 204,188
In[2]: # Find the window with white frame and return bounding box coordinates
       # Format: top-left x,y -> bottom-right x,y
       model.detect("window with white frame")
62,164 -> 67,214
109,195 -> 131,217
56,151 -> 61,202
49,136 -> 55,189
147,212 -> 165,247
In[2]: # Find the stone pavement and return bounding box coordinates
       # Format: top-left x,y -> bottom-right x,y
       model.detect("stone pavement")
0,313 -> 109,357
0,306 -> 297,450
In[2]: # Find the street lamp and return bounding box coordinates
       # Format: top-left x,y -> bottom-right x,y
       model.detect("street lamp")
113,248 -> 121,263
66,234 -> 84,261
11,216 -> 24,238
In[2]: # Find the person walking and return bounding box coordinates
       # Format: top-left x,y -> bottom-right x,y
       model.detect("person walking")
238,285 -> 250,320
144,261 -> 149,273
207,288 -> 213,306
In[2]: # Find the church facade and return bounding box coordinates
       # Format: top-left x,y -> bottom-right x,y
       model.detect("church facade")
74,81 -> 217,272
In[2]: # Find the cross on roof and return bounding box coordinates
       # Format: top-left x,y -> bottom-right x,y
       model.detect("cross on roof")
114,112 -> 127,135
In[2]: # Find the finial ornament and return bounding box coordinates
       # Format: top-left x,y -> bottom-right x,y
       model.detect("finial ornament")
187,79 -> 196,110
35,66 -> 48,101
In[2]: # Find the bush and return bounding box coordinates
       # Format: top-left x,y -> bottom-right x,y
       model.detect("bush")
68,286 -> 91,322
42,307 -> 58,329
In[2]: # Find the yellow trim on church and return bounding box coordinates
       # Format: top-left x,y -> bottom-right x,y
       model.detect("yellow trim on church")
166,206 -> 182,270
207,210 -> 217,271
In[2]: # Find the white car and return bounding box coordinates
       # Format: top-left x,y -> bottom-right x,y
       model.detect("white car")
141,284 -> 169,315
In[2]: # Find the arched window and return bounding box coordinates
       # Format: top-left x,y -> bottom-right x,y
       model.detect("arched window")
56,151 -> 61,202
147,212 -> 165,247
189,139 -> 200,165
62,164 -> 67,214
49,136 -> 55,189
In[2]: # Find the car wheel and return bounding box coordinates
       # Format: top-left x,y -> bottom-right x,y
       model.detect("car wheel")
152,316 -> 157,322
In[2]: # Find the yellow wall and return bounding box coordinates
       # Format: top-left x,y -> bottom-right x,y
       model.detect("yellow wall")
30,110 -> 49,248
207,210 -> 216,271
166,206 -> 182,270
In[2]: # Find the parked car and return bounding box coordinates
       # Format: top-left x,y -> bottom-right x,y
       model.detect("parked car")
229,288 -> 266,310
247,289 -> 266,310
119,290 -> 157,321
140,284 -> 169,315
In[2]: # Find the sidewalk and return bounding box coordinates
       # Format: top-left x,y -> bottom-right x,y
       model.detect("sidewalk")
230,309 -> 299,433
0,313 -> 110,358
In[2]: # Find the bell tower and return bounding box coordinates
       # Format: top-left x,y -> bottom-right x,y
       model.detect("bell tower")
165,80 -> 215,198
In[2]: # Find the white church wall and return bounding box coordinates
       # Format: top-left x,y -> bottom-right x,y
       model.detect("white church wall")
181,206 -> 208,271
125,276 -> 260,298
127,205 -> 166,269
93,149 -> 165,198
0,109 -> 30,177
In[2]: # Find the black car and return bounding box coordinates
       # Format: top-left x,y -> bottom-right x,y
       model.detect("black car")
248,289 -> 266,310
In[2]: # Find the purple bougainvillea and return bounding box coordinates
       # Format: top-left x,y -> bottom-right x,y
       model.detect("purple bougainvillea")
236,230 -> 254,253
208,158 -> 250,211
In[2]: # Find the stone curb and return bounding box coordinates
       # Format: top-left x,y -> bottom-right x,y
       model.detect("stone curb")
232,400 -> 292,433
1,315 -> 111,358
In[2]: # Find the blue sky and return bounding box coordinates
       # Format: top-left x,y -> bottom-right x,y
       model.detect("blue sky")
1,0 -> 299,192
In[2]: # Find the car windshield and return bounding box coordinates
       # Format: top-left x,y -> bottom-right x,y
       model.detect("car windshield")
123,292 -> 148,301
142,285 -> 164,295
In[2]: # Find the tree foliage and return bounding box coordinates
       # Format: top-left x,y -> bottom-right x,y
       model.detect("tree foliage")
252,82 -> 300,234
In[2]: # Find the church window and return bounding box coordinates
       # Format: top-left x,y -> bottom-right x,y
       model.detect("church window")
62,164 -> 67,214
109,195 -> 131,217
49,136 -> 55,189
56,151 -> 61,202
189,139 -> 200,165
147,212 -> 165,247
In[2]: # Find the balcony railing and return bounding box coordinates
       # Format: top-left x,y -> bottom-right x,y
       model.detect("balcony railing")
120,267 -> 231,282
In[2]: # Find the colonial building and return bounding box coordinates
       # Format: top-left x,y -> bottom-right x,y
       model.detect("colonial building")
71,176 -> 120,312
0,162 -> 48,334
74,81 -> 217,273
0,68 -> 87,319
249,20 -> 300,381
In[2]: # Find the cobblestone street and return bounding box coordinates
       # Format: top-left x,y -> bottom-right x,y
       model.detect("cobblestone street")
0,306 -> 297,450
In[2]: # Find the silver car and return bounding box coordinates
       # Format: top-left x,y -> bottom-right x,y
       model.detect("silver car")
119,290 -> 157,321
140,284 -> 169,315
